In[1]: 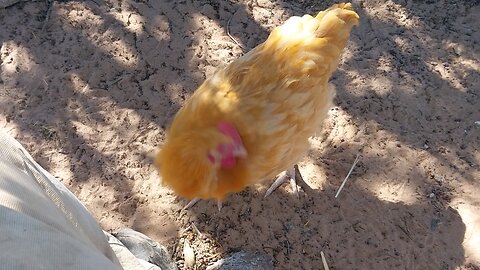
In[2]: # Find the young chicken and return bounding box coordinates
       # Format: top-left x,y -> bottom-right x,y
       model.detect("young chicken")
155,3 -> 359,205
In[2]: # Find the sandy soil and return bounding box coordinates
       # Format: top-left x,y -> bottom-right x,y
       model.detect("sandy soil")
1,0 -> 479,269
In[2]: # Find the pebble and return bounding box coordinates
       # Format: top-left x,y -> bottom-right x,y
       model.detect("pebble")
206,251 -> 274,270
114,228 -> 178,270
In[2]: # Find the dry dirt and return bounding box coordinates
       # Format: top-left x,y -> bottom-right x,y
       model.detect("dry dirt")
1,0 -> 479,269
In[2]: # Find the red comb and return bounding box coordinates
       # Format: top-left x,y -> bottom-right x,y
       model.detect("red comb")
217,121 -> 242,144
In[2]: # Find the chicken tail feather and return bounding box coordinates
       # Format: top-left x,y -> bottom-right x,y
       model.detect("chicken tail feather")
314,3 -> 359,43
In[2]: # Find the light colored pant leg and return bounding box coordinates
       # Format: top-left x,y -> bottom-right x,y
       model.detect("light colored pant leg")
0,129 -> 137,269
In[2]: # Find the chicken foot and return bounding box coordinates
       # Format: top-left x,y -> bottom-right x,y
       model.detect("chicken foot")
183,198 -> 223,211
264,166 -> 300,198
184,166 -> 301,210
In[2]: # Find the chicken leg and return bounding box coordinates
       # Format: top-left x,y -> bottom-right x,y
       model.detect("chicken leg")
184,166 -> 301,210
264,166 -> 300,198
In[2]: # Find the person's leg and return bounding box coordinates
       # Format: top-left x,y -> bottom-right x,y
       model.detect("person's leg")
0,129 -> 124,269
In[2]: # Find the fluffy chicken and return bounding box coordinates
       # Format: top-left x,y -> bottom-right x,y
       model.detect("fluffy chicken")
155,3 -> 359,203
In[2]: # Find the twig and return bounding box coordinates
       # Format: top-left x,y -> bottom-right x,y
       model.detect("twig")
335,154 -> 360,198
31,30 -> 38,40
42,0 -> 54,32
191,222 -> 203,238
396,224 -> 412,240
1,0 -> 26,9
183,198 -> 200,210
42,79 -> 48,90
179,225 -> 192,235
285,239 -> 291,255
107,76 -> 123,87
88,0 -> 101,6
226,16 -> 245,51
320,251 -> 330,270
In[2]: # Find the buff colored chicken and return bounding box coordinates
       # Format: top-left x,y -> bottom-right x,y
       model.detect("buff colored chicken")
155,3 -> 359,207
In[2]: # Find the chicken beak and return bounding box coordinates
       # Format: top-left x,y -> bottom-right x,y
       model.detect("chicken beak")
233,145 -> 247,158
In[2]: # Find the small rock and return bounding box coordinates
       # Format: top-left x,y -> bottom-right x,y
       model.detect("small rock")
430,217 -> 441,231
206,251 -> 273,270
113,228 -> 178,270
183,239 -> 195,269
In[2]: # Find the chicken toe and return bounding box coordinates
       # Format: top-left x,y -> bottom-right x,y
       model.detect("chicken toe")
183,198 -> 201,210
264,166 -> 300,198
183,198 -> 223,211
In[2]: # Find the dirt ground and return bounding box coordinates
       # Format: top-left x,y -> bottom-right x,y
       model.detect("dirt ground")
1,0 -> 479,269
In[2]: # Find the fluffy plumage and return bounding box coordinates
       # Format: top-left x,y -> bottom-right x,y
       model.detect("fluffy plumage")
155,3 -> 359,200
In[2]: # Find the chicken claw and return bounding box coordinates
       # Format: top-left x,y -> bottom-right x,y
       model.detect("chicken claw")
183,198 -> 223,211
264,166 -> 299,198
183,198 -> 201,210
